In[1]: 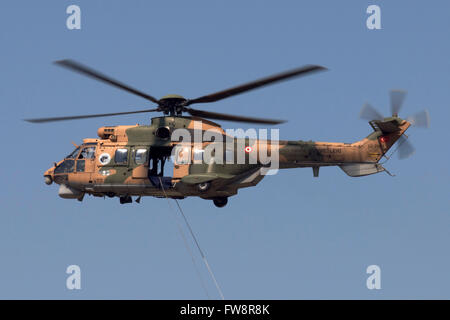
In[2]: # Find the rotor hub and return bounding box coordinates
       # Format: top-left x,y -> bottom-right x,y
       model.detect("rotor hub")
158,95 -> 187,115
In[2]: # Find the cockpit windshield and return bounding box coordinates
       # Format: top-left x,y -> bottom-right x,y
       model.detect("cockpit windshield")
79,146 -> 96,159
65,143 -> 96,159
66,147 -> 81,159
56,143 -> 97,174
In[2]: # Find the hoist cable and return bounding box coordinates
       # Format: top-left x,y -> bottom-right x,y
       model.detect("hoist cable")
174,198 -> 225,300
158,178 -> 211,299
159,177 -> 225,300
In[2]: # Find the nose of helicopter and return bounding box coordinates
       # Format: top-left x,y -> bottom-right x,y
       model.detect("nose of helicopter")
44,167 -> 54,185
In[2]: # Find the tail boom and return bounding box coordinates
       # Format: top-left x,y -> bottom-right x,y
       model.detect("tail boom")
277,119 -> 411,176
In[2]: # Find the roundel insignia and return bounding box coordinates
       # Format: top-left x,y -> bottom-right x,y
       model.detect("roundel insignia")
245,146 -> 253,153
99,153 -> 111,165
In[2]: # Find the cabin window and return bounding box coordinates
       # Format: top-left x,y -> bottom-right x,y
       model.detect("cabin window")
79,146 -> 96,159
54,159 -> 75,174
193,149 -> 204,162
115,148 -> 128,164
175,146 -> 190,165
134,149 -> 148,165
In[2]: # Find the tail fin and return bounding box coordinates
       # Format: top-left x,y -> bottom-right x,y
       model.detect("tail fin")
339,118 -> 410,177
357,118 -> 411,163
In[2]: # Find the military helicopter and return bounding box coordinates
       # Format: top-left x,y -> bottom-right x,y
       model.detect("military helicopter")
26,60 -> 430,207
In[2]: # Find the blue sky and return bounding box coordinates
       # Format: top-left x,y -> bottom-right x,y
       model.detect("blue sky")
0,0 -> 449,299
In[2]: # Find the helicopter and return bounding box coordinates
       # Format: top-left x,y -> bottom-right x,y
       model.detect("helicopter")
26,60 -> 430,207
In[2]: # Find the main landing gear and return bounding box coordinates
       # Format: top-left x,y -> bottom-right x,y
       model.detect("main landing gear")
118,195 -> 141,204
119,195 -> 133,204
213,197 -> 228,208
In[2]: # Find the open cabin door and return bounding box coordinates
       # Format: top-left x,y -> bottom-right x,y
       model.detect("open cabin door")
145,146 -> 174,189
147,146 -> 173,178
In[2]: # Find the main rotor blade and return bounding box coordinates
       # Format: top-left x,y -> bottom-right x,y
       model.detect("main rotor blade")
186,65 -> 327,105
390,90 -> 407,116
397,135 -> 415,159
359,103 -> 384,121
185,108 -> 285,125
25,108 -> 160,123
54,60 -> 160,104
406,109 -> 430,128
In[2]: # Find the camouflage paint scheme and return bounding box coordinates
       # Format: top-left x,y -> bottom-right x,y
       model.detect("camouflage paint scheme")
44,116 -> 410,203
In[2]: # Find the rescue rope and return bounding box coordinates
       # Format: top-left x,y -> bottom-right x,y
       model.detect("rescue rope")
174,198 -> 225,300
158,177 -> 211,299
159,177 -> 225,300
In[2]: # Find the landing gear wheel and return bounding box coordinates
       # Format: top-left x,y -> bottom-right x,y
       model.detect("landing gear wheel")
119,195 -> 132,204
197,181 -> 211,192
213,197 -> 228,208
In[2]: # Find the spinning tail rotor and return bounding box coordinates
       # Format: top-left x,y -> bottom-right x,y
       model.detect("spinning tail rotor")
359,90 -> 430,159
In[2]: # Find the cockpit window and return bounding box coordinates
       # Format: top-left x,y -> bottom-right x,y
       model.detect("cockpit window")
54,159 -> 75,174
79,146 -> 96,159
66,147 -> 80,159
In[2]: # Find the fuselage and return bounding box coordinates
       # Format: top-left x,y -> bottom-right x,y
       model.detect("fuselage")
44,116 -> 410,203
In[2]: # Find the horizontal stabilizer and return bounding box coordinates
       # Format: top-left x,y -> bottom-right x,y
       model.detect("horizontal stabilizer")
339,163 -> 385,177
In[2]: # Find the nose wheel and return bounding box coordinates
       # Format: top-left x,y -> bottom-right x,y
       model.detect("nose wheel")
213,197 -> 228,208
